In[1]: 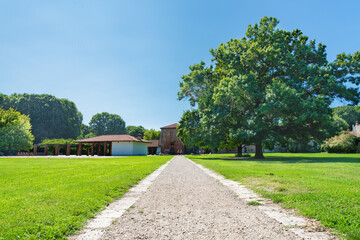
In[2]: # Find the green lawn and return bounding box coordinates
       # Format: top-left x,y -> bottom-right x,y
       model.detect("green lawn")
187,153 -> 360,239
0,156 -> 172,240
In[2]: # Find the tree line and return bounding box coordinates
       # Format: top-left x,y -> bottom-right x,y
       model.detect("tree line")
0,93 -> 160,154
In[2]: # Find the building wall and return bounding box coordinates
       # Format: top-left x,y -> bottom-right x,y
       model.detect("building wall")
353,123 -> 360,135
112,142 -> 147,156
159,128 -> 184,154
132,142 -> 147,156
112,142 -> 133,156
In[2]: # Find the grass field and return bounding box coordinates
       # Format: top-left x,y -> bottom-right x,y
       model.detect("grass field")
187,153 -> 360,239
0,156 -> 172,240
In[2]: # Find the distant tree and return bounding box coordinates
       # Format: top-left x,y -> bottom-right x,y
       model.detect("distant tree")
0,93 -> 83,143
332,106 -> 360,130
178,17 -> 360,158
0,108 -> 34,155
80,124 -> 92,136
83,132 -> 96,139
327,115 -> 349,137
143,129 -> 161,140
126,125 -> 146,138
77,124 -> 96,139
89,112 -> 126,135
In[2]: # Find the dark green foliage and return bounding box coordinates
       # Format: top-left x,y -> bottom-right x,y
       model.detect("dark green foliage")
80,124 -> 92,136
0,93 -> 82,143
283,115 -> 348,153
178,17 -> 360,158
77,124 -> 96,139
322,132 -> 360,153
39,138 -> 76,146
143,129 -> 161,140
0,108 -> 34,154
284,139 -> 319,153
126,125 -> 146,138
332,106 -> 360,130
177,110 -> 219,149
89,112 -> 126,135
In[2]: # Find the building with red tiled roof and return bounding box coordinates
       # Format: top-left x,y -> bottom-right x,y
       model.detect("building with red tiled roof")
160,123 -> 178,129
75,134 -> 149,156
147,140 -> 159,155
159,123 -> 184,154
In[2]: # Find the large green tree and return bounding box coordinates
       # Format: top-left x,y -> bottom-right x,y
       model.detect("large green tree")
0,93 -> 83,143
89,112 -> 126,135
0,108 -> 34,155
126,125 -> 146,138
178,17 -> 360,158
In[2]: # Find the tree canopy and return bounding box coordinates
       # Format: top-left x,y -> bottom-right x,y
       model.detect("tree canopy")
143,129 -> 161,140
126,125 -> 146,138
0,108 -> 34,154
89,112 -> 126,135
332,106 -> 360,130
178,17 -> 360,158
77,124 -> 96,139
0,93 -> 82,143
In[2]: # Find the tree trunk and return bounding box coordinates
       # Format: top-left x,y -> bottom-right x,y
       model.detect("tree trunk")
254,142 -> 265,159
236,145 -> 243,157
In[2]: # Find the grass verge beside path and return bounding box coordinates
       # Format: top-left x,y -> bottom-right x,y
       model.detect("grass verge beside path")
0,156 -> 172,239
187,153 -> 360,239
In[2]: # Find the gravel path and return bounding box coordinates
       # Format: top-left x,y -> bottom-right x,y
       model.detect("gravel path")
101,156 -> 297,239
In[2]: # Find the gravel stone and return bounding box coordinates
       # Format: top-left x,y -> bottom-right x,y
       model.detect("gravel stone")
102,156 -> 297,239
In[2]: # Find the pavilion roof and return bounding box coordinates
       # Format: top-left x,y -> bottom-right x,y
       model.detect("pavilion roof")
75,135 -> 150,143
147,140 -> 159,148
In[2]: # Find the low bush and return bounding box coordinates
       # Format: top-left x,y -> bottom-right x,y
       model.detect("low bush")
322,132 -> 359,153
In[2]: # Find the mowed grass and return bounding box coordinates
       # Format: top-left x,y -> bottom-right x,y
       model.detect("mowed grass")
0,156 -> 172,239
187,153 -> 360,239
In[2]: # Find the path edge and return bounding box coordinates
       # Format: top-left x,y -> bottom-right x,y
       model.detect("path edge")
185,157 -> 337,240
69,157 -> 173,240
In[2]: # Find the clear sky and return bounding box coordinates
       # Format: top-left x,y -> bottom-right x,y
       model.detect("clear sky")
1,0 -> 359,130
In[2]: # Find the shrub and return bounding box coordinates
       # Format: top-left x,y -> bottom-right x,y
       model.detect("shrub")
0,108 -> 34,155
322,132 -> 360,153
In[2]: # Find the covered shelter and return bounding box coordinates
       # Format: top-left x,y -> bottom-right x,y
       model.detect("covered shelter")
75,135 -> 149,156
147,140 -> 159,155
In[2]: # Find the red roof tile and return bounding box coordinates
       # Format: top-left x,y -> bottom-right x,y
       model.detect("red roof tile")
75,135 -> 150,143
147,140 -> 159,148
160,123 -> 178,129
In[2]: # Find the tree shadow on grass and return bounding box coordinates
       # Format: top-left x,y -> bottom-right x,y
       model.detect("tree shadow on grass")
190,154 -> 360,164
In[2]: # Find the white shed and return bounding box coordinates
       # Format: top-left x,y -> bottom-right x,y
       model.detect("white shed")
76,135 -> 149,156
112,141 -> 148,156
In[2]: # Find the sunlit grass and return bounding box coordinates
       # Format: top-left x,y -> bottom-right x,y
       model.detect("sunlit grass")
0,156 -> 171,239
187,153 -> 360,239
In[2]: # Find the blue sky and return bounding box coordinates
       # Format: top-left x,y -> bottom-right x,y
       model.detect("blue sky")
1,0 -> 359,130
